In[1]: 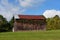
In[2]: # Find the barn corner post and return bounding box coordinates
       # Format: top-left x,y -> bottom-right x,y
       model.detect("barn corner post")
12,15 -> 15,32
12,27 -> 14,32
12,15 -> 17,32
13,19 -> 15,32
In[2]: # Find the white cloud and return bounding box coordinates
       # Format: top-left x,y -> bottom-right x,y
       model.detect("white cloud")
0,5 -> 13,21
43,10 -> 60,18
0,0 -> 24,21
0,0 -> 45,21
19,0 -> 45,8
19,0 -> 32,7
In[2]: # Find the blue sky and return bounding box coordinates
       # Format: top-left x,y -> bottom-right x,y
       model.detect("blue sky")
0,0 -> 60,21
24,0 -> 60,15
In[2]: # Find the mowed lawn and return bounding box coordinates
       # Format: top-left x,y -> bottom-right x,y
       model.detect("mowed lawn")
0,30 -> 60,40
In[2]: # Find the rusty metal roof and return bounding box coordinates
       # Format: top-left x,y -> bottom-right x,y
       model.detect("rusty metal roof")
18,15 -> 45,19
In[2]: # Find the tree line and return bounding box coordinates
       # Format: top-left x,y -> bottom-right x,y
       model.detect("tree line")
46,15 -> 60,30
0,15 -> 14,32
0,15 -> 60,32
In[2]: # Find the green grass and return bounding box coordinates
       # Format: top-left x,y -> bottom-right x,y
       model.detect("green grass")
0,30 -> 60,40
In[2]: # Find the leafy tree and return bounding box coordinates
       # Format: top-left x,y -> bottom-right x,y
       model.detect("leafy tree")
0,15 -> 8,32
53,15 -> 60,29
46,15 -> 60,30
9,16 -> 14,31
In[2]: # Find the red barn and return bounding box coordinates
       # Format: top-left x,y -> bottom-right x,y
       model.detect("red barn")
13,15 -> 46,32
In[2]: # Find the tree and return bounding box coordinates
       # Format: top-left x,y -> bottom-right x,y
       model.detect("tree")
46,15 -> 60,30
9,16 -> 14,31
0,15 -> 8,32
53,15 -> 60,29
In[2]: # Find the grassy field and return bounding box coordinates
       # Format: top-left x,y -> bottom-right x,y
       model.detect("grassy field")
0,30 -> 60,40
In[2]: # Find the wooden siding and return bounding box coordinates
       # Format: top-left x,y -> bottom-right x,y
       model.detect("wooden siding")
14,19 -> 46,32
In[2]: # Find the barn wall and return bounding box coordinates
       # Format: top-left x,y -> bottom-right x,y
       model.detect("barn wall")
13,19 -> 46,32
